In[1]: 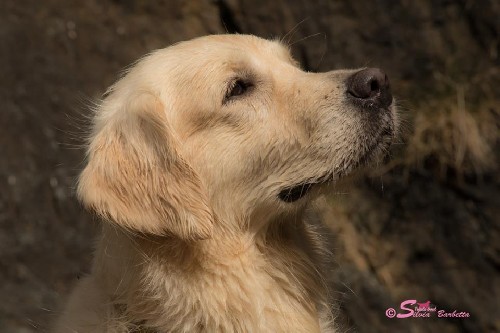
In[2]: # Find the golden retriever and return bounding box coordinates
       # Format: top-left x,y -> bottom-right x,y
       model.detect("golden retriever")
55,34 -> 397,332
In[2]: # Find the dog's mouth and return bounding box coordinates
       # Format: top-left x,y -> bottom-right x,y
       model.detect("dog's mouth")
278,182 -> 317,203
278,123 -> 394,203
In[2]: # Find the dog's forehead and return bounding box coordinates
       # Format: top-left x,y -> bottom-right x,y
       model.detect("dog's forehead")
200,34 -> 288,53
176,34 -> 294,68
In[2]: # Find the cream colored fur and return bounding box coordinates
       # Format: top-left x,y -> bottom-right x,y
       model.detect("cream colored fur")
55,34 -> 397,332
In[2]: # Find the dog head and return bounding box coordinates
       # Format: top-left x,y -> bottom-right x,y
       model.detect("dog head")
78,34 -> 398,239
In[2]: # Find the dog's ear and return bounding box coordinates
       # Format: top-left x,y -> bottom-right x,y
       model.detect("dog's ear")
77,93 -> 214,240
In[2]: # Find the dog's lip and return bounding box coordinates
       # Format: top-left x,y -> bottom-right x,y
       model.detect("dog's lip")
277,171 -> 335,203
278,122 -> 393,203
278,167 -> 338,203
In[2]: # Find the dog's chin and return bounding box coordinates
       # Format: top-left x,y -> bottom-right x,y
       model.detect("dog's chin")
278,122 -> 394,203
355,124 -> 394,168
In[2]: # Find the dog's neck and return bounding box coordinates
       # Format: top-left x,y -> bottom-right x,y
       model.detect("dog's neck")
90,208 -> 328,331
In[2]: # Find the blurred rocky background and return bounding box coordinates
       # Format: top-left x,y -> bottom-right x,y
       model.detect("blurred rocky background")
0,0 -> 498,332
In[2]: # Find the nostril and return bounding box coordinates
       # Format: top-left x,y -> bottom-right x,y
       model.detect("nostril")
369,79 -> 379,92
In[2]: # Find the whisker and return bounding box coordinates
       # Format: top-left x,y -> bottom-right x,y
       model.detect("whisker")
289,32 -> 324,46
280,17 -> 310,46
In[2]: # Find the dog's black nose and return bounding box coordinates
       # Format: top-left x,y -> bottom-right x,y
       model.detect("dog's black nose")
346,68 -> 392,108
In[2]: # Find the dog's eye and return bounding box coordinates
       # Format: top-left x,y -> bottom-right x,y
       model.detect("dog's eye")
226,79 -> 252,101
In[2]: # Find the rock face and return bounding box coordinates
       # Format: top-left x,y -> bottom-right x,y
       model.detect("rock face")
1,1 -> 498,332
